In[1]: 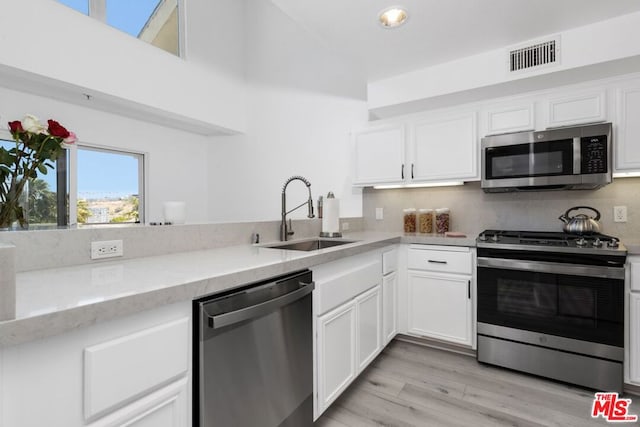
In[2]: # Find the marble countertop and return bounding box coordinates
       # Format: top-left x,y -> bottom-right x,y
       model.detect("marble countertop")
0,231 -> 479,346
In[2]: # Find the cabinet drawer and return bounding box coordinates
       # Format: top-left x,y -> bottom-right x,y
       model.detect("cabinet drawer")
315,259 -> 381,315
408,246 -> 471,275
84,317 -> 189,420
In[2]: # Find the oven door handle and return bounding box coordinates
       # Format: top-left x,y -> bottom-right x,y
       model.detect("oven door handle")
477,257 -> 625,280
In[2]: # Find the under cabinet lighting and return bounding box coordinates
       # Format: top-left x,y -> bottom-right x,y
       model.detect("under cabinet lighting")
378,7 -> 408,29
373,181 -> 464,189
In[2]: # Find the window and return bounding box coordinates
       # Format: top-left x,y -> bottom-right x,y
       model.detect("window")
57,0 -> 181,56
1,138 -> 67,229
76,147 -> 144,225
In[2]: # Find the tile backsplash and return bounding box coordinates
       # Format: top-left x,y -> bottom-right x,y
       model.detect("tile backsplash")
363,178 -> 640,239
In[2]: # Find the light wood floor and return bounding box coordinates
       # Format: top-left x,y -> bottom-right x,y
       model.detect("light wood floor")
316,339 -> 640,427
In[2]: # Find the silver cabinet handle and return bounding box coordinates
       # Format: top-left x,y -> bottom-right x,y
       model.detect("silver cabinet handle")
401,164 -> 405,180
428,260 -> 447,264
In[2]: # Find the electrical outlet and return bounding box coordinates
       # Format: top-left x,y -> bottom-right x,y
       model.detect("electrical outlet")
376,207 -> 384,220
91,240 -> 124,260
613,206 -> 627,223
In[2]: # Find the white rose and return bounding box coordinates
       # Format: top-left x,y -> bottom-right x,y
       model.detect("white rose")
21,114 -> 46,134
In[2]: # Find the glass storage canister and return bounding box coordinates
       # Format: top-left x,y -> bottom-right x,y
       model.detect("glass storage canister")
418,209 -> 433,233
435,208 -> 450,233
403,208 -> 417,233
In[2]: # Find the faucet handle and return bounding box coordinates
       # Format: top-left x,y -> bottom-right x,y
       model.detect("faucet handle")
288,218 -> 295,237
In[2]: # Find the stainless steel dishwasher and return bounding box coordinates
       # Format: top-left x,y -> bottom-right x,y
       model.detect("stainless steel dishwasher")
194,269 -> 314,427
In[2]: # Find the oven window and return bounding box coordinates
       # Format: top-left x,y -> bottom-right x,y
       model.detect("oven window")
485,139 -> 573,180
478,268 -> 623,346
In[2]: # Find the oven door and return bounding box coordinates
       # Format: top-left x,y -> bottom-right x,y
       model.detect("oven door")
477,257 -> 624,347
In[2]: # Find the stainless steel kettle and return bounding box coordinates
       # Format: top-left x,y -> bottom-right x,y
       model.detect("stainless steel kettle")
558,206 -> 602,235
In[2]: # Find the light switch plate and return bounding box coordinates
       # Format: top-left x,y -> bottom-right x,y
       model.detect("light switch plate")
376,208 -> 384,220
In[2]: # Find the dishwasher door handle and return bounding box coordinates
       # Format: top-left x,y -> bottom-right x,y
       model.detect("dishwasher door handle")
207,281 -> 315,329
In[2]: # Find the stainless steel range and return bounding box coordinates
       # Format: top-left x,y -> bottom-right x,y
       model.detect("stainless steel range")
476,230 -> 627,392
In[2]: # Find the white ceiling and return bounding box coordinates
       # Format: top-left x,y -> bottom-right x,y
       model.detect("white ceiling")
270,0 -> 640,82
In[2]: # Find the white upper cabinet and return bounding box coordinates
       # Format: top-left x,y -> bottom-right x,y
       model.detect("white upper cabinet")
352,123 -> 405,185
615,82 -> 640,172
546,90 -> 607,128
484,103 -> 535,135
410,112 -> 478,182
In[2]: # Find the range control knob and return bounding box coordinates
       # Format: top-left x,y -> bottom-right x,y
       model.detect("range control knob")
491,234 -> 500,242
592,238 -> 603,248
478,233 -> 487,241
607,238 -> 620,248
575,237 -> 587,247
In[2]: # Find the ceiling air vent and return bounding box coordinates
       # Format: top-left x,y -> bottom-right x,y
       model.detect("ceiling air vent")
509,38 -> 558,72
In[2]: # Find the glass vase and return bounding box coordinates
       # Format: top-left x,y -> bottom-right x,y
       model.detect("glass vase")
0,179 -> 29,231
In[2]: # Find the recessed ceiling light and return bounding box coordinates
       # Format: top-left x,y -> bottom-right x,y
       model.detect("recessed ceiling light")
378,6 -> 408,29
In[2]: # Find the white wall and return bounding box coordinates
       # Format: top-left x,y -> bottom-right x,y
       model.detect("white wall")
0,87 -> 211,224
368,11 -> 640,113
206,0 -> 369,223
0,0 -> 246,134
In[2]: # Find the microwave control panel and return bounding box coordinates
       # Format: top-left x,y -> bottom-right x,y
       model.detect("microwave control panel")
581,135 -> 608,174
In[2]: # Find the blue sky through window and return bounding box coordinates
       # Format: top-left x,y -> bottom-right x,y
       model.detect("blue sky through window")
58,0 -> 89,15
107,0 -> 162,37
58,0 -> 161,38
78,149 -> 139,200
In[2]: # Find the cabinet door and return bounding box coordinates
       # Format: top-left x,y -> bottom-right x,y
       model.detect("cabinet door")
382,272 -> 397,345
352,123 -> 405,186
547,90 -> 606,128
316,301 -> 357,415
407,271 -> 472,346
88,378 -> 188,427
410,113 -> 477,181
356,285 -> 382,372
630,293 -> 640,385
616,85 -> 640,171
484,103 -> 535,135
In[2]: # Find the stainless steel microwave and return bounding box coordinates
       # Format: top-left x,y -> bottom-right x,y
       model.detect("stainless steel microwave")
481,122 -> 612,192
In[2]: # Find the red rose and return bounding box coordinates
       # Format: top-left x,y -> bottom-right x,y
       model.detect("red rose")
8,121 -> 23,133
47,120 -> 70,138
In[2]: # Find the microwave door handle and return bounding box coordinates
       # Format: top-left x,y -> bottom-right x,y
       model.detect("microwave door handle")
573,137 -> 581,174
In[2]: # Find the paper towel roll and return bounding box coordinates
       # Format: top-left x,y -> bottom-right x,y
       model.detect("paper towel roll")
322,197 -> 340,234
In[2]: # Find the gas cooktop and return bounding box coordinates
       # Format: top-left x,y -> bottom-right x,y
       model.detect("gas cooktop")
477,230 -> 627,255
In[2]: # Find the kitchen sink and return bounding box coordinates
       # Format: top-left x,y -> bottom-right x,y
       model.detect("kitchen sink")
263,238 -> 357,252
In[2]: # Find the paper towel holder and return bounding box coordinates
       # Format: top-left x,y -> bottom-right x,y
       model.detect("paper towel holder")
319,192 -> 342,238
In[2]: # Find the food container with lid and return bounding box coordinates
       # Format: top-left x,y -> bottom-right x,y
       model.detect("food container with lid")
435,208 -> 450,233
418,209 -> 433,233
403,208 -> 416,233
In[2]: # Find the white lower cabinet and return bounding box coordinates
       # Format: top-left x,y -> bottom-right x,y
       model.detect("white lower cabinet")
316,285 -> 382,416
627,256 -> 640,385
407,271 -> 472,346
382,271 -> 398,345
313,249 -> 387,419
356,286 -> 382,371
0,302 -> 191,427
88,378 -> 188,427
629,293 -> 640,384
317,300 -> 357,413
405,245 -> 474,348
